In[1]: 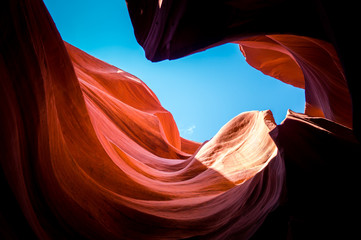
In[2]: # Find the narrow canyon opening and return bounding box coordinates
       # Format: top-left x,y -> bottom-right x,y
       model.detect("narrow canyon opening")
43,0 -> 305,142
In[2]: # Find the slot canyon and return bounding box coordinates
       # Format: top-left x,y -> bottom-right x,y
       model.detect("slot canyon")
1,0 -> 360,239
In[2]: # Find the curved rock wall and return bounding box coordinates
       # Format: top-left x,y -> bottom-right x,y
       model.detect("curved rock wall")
1,0 -> 360,239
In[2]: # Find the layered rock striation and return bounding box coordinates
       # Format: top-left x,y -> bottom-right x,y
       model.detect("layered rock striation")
0,0 -> 360,239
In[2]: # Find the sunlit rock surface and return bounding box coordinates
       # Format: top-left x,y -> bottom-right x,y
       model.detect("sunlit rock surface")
238,35 -> 352,128
1,0 -> 360,239
126,0 -> 360,140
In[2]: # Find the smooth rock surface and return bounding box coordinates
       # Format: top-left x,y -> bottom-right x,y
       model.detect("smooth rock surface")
1,0 -> 360,239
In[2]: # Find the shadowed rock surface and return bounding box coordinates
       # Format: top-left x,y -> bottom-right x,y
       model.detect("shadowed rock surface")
0,0 -> 360,239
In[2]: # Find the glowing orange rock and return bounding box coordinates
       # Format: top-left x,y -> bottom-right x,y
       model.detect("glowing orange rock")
0,0 -> 285,238
238,35 -> 352,128
1,0 -> 360,239
63,42 -> 286,239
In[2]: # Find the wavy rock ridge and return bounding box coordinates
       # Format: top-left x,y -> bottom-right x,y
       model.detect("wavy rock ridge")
0,0 -> 360,239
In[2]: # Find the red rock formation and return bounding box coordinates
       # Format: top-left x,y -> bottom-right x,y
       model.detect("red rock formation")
126,0 -> 360,141
1,0 -> 360,239
238,35 -> 352,128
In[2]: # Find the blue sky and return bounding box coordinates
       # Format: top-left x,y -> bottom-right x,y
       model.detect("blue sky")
43,0 -> 305,142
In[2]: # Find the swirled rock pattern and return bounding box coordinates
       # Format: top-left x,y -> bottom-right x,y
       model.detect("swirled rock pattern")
1,0 -> 360,239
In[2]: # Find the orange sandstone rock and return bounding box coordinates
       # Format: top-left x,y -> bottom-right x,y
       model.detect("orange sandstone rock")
1,0 -> 360,239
